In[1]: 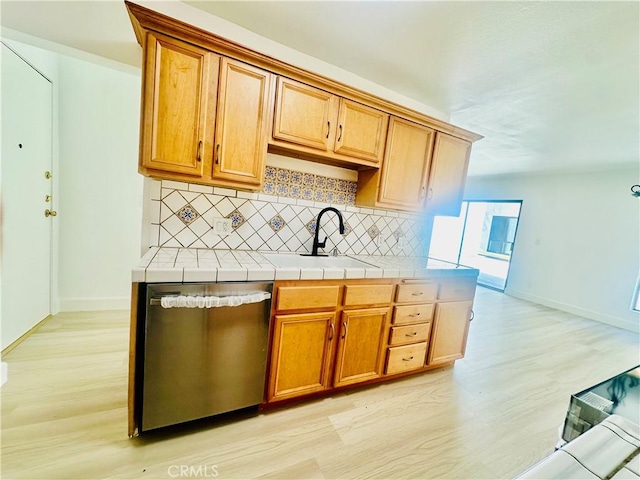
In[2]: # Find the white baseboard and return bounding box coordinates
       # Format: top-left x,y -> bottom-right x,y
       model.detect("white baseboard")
506,289 -> 640,333
58,296 -> 130,312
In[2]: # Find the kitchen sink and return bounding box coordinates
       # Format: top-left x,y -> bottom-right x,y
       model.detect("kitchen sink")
262,253 -> 378,269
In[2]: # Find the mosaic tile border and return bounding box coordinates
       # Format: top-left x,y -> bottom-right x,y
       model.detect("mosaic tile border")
264,166 -> 357,205
148,179 -> 430,257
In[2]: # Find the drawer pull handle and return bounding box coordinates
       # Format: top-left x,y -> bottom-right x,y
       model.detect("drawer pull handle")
405,332 -> 418,337
402,356 -> 414,362
329,323 -> 334,341
408,313 -> 421,317
326,121 -> 330,139
412,292 -> 424,296
470,310 -> 475,322
341,321 -> 348,339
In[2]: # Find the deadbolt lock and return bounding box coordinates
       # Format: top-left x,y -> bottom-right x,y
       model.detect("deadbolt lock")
45,195 -> 52,203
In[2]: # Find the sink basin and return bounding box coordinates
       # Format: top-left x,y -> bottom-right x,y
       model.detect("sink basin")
262,253 -> 377,269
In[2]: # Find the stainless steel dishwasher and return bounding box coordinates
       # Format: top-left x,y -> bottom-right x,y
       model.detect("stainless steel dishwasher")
141,282 -> 273,432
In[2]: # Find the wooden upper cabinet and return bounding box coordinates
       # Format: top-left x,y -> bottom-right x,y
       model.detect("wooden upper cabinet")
273,77 -> 338,151
271,77 -> 388,166
213,58 -> 273,186
357,117 -> 434,211
334,99 -> 388,163
140,32 -> 218,177
426,133 -> 472,216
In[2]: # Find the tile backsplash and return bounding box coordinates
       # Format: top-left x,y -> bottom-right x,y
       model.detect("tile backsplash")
147,167 -> 430,257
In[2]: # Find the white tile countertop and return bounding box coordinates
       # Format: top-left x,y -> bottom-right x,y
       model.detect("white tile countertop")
132,248 -> 479,283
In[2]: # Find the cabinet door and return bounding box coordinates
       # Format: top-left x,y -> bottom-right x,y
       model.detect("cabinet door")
427,300 -> 472,365
141,32 -> 218,176
377,117 -> 435,209
334,99 -> 388,163
272,77 -> 339,151
213,58 -> 272,187
333,308 -> 389,388
426,133 -> 472,216
267,312 -> 336,402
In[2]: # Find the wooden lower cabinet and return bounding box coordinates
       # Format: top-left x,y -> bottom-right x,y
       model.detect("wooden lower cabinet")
265,277 -> 476,405
333,308 -> 389,388
427,300 -> 473,365
267,312 -> 336,402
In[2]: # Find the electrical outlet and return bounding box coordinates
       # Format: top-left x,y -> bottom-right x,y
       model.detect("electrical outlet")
213,218 -> 232,236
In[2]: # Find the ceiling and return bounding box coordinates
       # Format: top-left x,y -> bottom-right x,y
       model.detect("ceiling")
1,1 -> 638,177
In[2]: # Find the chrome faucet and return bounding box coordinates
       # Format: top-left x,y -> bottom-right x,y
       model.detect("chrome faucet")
304,207 -> 345,257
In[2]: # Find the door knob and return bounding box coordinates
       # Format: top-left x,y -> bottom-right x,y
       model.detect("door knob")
45,171 -> 52,179
45,209 -> 57,217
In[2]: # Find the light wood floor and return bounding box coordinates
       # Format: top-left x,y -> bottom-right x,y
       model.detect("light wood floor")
1,288 -> 638,479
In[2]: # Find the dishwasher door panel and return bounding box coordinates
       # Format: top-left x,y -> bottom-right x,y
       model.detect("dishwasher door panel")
141,282 -> 272,432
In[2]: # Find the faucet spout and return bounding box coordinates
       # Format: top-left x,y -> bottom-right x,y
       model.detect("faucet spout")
307,207 -> 345,256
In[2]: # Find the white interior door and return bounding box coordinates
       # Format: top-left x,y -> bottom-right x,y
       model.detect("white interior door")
1,43 -> 53,350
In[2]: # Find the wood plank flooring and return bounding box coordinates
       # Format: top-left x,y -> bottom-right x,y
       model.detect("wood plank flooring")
1,287 -> 638,479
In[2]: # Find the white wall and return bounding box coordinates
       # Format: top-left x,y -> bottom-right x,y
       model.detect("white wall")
465,167 -> 640,332
57,55 -> 143,311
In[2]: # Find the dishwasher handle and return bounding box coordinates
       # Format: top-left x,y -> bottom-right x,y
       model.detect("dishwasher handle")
151,292 -> 271,309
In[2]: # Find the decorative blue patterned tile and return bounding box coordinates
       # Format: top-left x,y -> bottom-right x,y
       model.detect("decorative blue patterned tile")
263,181 -> 276,195
367,224 -> 380,239
326,178 -> 337,190
302,187 -> 314,200
315,176 -> 327,189
225,209 -> 246,229
268,214 -> 286,232
346,193 -> 356,205
336,192 -> 347,204
325,191 -> 336,203
305,218 -> 317,236
348,181 -> 358,194
302,173 -> 315,186
337,179 -> 349,192
276,183 -> 290,196
314,189 -> 326,202
276,168 -> 290,183
265,166 -> 276,180
290,185 -> 302,198
177,204 -> 199,225
290,170 -> 303,185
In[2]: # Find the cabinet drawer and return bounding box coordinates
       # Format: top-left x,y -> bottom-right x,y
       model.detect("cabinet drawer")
385,342 -> 428,375
438,281 -> 476,301
395,283 -> 438,303
344,284 -> 394,307
393,304 -> 434,325
388,323 -> 431,346
276,285 -> 340,311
